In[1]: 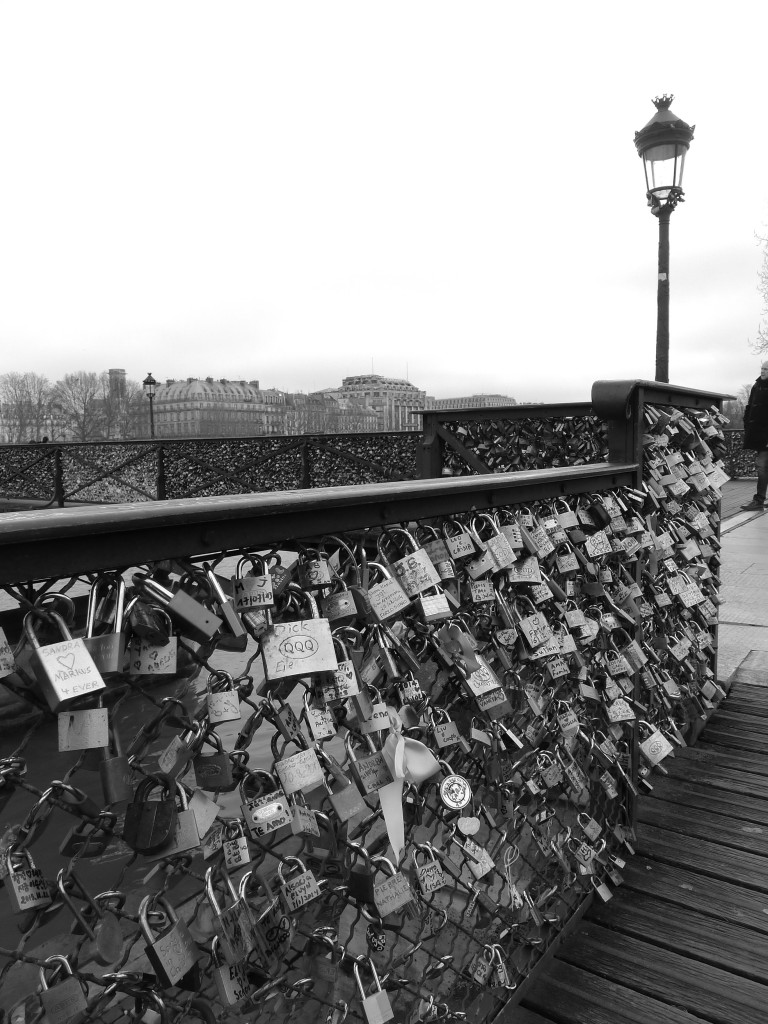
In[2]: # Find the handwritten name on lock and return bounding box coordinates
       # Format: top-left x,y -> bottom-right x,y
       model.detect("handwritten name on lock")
464,657 -> 500,697
390,550 -> 441,597
0,627 -> 16,677
10,867 -> 49,908
275,748 -> 323,795
262,620 -> 337,680
130,638 -> 178,675
233,575 -> 274,610
373,872 -> 414,916
38,640 -> 104,700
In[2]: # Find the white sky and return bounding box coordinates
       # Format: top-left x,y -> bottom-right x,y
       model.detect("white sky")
1,1 -> 766,404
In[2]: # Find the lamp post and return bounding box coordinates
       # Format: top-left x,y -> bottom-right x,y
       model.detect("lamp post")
634,95 -> 695,384
142,372 -> 158,439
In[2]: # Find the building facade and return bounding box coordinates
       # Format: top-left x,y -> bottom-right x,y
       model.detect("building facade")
326,374 -> 428,432
424,393 -> 517,410
153,378 -> 378,437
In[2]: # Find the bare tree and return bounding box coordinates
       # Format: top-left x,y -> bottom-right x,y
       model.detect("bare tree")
0,372 -> 53,442
754,232 -> 768,352
723,383 -> 753,429
54,372 -> 104,441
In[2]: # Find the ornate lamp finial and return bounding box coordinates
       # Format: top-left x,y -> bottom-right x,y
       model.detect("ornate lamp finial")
652,94 -> 674,111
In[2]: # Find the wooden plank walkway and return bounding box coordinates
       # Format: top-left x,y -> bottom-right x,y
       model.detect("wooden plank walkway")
512,676 -> 768,1024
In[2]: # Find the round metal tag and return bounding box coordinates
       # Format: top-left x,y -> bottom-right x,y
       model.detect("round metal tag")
439,774 -> 472,811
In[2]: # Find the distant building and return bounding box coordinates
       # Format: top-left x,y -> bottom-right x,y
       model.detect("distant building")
153,378 -> 378,437
326,374 -> 427,431
425,393 -> 517,410
108,368 -> 127,401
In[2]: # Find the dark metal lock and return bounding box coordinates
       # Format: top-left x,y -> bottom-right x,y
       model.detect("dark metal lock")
139,893 -> 200,989
193,727 -> 235,791
344,843 -> 377,905
122,773 -> 177,854
126,595 -> 173,646
39,955 -> 88,1023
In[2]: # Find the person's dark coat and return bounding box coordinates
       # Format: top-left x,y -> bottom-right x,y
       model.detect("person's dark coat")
743,377 -> 768,450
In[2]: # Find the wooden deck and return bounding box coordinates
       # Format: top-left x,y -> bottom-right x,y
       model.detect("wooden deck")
513,674 -> 768,1024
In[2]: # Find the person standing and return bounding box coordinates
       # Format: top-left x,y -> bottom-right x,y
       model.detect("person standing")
742,359 -> 768,509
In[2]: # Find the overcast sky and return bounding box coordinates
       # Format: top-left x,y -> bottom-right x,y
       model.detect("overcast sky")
1,2 -> 765,404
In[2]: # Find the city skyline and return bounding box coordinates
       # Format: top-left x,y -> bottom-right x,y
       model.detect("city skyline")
1,4 -> 766,405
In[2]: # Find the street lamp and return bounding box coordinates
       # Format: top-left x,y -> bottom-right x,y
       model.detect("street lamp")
634,94 -> 695,384
142,371 -> 158,439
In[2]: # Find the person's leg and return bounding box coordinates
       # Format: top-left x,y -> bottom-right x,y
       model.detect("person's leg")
756,448 -> 768,502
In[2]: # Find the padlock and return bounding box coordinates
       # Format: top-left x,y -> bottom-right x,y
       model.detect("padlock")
472,512 -> 517,571
431,708 -> 461,749
277,854 -> 322,913
139,893 -> 200,988
39,955 -> 88,1023
273,735 -> 324,795
222,818 -> 251,871
442,517 -> 483,560
132,572 -> 224,642
320,761 -> 367,822
413,844 -> 446,895
379,526 -> 442,598
467,945 -> 495,986
122,773 -> 178,854
638,719 -> 675,766
319,540 -> 361,624
193,726 -> 235,791
126,604 -> 179,677
211,936 -> 254,1006
297,545 -> 334,590
371,854 -> 415,918
416,524 -> 457,581
5,847 -> 52,914
238,869 -> 293,967
303,689 -> 336,742
145,779 -> 200,858
206,669 -> 242,724
239,769 -> 293,841
261,586 -> 338,686
99,718 -> 134,805
366,561 -> 412,622
353,957 -> 394,1024
416,584 -> 452,623
346,731 -> 394,795
57,704 -> 109,752
205,864 -> 254,964
23,609 -> 105,711
83,574 -> 126,675
231,554 -> 273,638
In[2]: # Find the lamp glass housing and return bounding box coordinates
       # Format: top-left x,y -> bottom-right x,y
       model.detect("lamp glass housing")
642,142 -> 687,201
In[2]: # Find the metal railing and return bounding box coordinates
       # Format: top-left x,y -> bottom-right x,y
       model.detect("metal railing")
0,432 -> 420,507
0,379 -> 729,1023
722,429 -> 754,478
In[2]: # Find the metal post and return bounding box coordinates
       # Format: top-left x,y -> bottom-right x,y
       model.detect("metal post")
148,395 -> 156,439
655,205 -> 672,383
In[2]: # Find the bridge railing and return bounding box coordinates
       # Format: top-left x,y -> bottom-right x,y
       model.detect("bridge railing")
0,431 -> 420,506
0,380 -> 729,1023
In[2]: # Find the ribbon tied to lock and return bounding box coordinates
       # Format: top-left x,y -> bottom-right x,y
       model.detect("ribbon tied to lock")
378,709 -> 440,864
